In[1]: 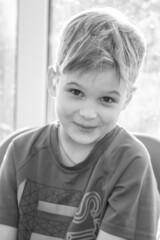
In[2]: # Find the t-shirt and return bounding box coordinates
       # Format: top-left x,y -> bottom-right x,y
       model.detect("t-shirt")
0,123 -> 159,240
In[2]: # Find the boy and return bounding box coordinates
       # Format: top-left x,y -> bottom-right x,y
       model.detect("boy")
0,6 -> 159,240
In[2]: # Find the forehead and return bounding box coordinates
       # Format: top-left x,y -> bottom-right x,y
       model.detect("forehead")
60,67 -> 123,91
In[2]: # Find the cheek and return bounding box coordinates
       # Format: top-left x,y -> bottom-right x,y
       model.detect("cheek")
100,107 -> 121,124
55,101 -> 66,117
55,97 -> 73,119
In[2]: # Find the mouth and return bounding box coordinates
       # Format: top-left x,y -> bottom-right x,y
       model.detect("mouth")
74,122 -> 97,130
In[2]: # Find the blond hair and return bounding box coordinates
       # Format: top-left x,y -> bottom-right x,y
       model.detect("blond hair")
54,7 -> 146,89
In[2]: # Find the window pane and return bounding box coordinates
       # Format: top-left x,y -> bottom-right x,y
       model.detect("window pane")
0,0 -> 18,142
117,0 -> 160,138
48,0 -> 160,138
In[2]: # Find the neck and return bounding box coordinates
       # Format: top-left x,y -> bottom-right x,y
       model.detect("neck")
58,126 -> 94,166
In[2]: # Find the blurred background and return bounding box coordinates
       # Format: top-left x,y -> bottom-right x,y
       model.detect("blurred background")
0,0 -> 160,143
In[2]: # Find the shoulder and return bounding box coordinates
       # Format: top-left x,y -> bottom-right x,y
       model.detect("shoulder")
113,126 -> 150,159
103,126 -> 151,175
4,123 -> 58,169
13,122 -> 58,145
12,124 -> 51,148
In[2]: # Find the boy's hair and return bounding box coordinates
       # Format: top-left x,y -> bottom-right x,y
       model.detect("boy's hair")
54,7 -> 146,89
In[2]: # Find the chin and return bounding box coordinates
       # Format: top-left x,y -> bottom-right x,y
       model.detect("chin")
69,131 -> 101,146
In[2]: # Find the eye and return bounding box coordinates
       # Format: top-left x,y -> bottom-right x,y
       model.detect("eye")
100,96 -> 114,103
70,89 -> 83,97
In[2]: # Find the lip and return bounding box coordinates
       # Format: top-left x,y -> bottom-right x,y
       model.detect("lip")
74,122 -> 97,129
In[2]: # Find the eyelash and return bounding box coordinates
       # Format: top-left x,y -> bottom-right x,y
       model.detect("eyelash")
100,97 -> 115,103
69,89 -> 83,97
68,89 -> 115,104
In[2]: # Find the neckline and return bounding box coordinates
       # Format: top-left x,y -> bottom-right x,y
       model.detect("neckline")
50,122 -> 121,172
59,135 -> 78,166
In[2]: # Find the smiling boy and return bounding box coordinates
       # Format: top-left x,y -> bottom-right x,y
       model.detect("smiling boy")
0,6 -> 159,240
48,66 -> 131,166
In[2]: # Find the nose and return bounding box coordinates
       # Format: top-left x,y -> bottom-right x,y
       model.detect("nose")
79,108 -> 97,119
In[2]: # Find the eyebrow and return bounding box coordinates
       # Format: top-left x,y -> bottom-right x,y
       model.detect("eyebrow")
103,90 -> 121,97
66,82 -> 81,87
65,82 -> 85,90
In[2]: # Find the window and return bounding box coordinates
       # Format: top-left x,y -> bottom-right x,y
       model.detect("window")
117,0 -> 160,137
0,0 -> 49,144
48,0 -> 160,138
0,0 -> 18,142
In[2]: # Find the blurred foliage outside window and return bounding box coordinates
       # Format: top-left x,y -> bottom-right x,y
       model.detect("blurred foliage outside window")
48,0 -> 160,138
0,0 -> 17,143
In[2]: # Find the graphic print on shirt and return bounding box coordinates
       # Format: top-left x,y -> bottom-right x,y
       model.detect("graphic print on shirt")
18,179 -> 102,240
66,191 -> 102,240
18,178 -> 82,240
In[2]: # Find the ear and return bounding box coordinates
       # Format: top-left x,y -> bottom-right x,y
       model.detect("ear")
47,66 -> 58,97
122,86 -> 137,111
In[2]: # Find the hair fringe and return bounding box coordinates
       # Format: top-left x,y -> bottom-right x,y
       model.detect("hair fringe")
54,7 -> 146,88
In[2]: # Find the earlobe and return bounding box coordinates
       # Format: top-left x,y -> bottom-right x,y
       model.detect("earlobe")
47,66 -> 57,97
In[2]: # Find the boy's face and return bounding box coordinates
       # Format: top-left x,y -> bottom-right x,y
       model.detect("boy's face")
49,67 -> 132,147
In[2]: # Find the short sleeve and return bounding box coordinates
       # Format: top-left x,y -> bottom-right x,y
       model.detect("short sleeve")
0,142 -> 19,227
100,153 -> 160,240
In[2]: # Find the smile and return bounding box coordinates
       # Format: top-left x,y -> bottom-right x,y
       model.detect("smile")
74,122 -> 97,130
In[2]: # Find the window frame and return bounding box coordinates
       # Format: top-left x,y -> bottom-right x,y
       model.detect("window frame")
16,0 -> 49,129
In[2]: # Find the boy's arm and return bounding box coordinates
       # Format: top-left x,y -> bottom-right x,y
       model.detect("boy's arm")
97,230 -> 126,240
0,225 -> 17,240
